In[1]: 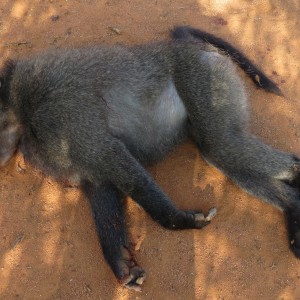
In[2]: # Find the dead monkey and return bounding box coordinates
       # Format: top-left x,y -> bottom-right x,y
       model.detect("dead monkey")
0,26 -> 298,291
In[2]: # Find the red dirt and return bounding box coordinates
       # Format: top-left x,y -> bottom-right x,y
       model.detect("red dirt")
0,1 -> 300,299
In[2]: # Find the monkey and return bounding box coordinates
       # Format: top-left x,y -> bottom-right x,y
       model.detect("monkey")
0,25 -> 299,291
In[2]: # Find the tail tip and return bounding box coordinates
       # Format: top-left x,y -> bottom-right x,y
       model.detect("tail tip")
170,26 -> 192,40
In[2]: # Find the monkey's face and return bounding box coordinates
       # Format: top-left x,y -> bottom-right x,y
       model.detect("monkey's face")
0,105 -> 21,167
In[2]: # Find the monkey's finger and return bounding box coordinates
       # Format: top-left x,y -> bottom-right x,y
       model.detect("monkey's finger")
194,213 -> 211,229
122,266 -> 146,291
205,207 -> 217,221
124,282 -> 142,292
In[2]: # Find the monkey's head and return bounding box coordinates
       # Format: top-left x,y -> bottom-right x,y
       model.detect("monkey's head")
0,61 -> 22,167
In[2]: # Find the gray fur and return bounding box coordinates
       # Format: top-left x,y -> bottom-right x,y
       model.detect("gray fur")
0,28 -> 300,289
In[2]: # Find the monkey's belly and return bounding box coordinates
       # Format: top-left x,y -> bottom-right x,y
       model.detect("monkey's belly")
107,80 -> 188,162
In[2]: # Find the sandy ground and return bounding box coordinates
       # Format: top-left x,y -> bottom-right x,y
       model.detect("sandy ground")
0,0 -> 300,299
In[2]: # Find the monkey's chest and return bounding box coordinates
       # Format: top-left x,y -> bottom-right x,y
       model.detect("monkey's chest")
107,80 -> 188,161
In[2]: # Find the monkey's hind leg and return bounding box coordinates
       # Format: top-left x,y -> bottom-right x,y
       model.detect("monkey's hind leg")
230,159 -> 300,258
199,132 -> 300,258
82,181 -> 146,291
175,49 -> 300,258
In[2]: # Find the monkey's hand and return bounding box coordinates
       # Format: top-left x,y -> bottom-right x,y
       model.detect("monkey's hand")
194,207 -> 217,228
162,207 -> 217,230
116,246 -> 146,292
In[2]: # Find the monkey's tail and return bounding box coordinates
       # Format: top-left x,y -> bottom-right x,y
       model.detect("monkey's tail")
171,26 -> 283,97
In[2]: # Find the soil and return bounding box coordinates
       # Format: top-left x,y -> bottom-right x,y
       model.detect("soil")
0,0 -> 300,299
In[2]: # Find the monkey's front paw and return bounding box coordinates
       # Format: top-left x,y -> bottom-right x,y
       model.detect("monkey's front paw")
193,207 -> 217,228
116,246 -> 146,291
121,265 -> 146,291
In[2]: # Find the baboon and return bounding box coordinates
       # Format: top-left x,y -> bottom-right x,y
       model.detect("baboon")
0,26 -> 299,291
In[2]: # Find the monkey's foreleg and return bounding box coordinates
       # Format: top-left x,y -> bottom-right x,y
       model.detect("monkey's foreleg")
101,140 -> 216,230
82,181 -> 146,291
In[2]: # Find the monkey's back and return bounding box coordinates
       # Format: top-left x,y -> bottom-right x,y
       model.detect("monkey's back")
8,41 -> 248,180
7,43 -> 187,178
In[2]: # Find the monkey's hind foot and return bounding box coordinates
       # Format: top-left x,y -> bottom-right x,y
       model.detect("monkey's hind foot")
116,246 -> 146,291
288,229 -> 300,258
286,209 -> 300,258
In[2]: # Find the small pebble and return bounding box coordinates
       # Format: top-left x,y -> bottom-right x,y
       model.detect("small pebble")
51,15 -> 60,21
109,27 -> 121,35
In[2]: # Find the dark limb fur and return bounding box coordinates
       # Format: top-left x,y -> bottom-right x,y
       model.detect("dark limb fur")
81,142 -> 217,290
81,181 -> 146,291
94,140 -> 215,230
285,197 -> 300,258
171,25 -> 283,96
